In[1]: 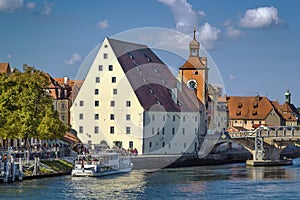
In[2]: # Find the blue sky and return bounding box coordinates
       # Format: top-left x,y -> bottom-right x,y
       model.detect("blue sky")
1,0 -> 300,106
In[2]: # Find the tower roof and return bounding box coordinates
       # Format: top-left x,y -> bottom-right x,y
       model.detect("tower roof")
189,28 -> 199,48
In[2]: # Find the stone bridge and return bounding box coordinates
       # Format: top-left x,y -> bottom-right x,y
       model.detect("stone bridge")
224,126 -> 300,166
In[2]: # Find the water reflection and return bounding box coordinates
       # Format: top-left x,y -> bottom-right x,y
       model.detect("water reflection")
2,158 -> 300,200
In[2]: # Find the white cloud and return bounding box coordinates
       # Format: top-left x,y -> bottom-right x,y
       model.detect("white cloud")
0,0 -> 23,12
225,26 -> 243,39
65,53 -> 82,65
240,7 -> 281,28
199,23 -> 221,50
229,74 -> 236,80
96,19 -> 109,30
158,0 -> 205,33
40,1 -> 53,15
26,2 -> 35,10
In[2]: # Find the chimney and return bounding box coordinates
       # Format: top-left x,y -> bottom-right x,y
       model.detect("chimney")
64,76 -> 69,85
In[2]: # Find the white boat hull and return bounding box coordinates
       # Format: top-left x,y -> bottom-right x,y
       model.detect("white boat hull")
71,167 -> 132,177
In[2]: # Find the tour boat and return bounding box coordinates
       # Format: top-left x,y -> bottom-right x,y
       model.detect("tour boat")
71,151 -> 133,177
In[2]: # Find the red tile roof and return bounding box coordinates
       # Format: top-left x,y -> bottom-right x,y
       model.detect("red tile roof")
0,62 -> 11,74
227,96 -> 273,120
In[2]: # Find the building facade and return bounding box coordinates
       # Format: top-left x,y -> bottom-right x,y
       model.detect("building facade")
70,37 -> 206,155
227,92 -> 300,130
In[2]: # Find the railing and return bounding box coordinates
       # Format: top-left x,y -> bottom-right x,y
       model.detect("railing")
228,126 -> 300,139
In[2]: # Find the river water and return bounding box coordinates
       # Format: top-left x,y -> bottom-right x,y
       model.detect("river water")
1,158 -> 300,200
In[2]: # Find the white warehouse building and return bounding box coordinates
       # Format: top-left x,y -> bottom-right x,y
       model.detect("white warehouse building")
70,37 -> 206,155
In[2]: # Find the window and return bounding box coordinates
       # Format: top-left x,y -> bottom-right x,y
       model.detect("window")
98,65 -> 103,71
79,113 -> 83,120
94,126 -> 99,134
126,101 -> 131,107
172,128 -> 175,135
104,44 -> 108,48
103,53 -> 108,59
95,101 -> 99,107
79,101 -> 84,107
112,77 -> 116,83
79,126 -> 83,133
128,53 -> 134,60
156,99 -> 161,105
110,114 -> 114,120
195,116 -> 198,122
95,114 -> 99,120
152,127 -> 155,135
110,126 -> 114,134
145,55 -> 151,62
108,65 -> 113,71
95,89 -> 99,95
184,143 -> 187,148
129,141 -> 133,149
126,114 -> 131,121
173,115 -> 176,122
61,103 -> 65,110
157,128 -> 160,135
96,77 -> 100,83
110,101 -> 115,107
252,121 -> 254,124
113,89 -> 117,95
162,127 -> 165,135
163,115 -> 166,121
160,78 -> 166,84
152,115 -> 155,121
244,120 -> 247,124
149,142 -> 152,148
183,116 -> 186,122
182,128 -> 185,135
162,142 -> 165,147
126,127 -> 131,134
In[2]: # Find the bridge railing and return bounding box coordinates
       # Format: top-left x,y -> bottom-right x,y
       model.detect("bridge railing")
228,126 -> 300,139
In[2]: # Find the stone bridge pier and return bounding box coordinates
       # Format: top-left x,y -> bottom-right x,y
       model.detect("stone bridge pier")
226,126 -> 300,166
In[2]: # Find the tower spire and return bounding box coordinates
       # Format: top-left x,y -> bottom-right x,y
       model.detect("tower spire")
193,26 -> 196,39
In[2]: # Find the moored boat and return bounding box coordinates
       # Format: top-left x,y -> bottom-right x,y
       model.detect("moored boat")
71,151 -> 133,177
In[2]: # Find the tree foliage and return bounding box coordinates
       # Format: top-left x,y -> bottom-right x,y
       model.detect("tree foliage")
0,65 -> 67,143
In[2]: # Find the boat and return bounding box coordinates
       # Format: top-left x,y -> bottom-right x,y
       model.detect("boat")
71,150 -> 133,177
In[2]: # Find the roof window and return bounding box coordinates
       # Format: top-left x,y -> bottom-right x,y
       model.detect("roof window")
156,99 -> 161,105
153,66 -> 158,73
149,88 -> 154,94
160,78 -> 166,84
128,53 -> 134,60
144,54 -> 151,62
238,103 -> 243,108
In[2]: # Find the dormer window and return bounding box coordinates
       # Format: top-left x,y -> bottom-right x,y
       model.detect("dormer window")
153,66 -> 158,73
156,99 -> 161,105
128,53 -> 134,60
144,54 -> 151,62
238,103 -> 243,108
149,88 -> 154,94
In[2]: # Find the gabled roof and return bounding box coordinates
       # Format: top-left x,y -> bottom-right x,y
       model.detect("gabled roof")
108,38 -> 203,112
227,95 -> 274,120
179,57 -> 206,70
0,62 -> 11,74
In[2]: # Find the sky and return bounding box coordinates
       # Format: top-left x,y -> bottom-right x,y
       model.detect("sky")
1,0 -> 300,106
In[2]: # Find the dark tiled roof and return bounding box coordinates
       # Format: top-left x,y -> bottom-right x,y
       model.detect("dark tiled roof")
108,38 -> 202,112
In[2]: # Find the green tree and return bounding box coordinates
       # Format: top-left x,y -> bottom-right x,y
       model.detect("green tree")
0,65 -> 67,147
